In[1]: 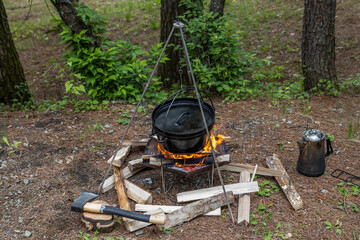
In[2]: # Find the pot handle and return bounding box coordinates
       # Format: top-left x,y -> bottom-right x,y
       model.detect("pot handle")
325,138 -> 333,157
198,89 -> 215,110
149,132 -> 166,143
175,112 -> 192,126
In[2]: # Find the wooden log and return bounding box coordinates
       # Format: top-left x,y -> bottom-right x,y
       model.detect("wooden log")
266,154 -> 303,210
127,158 -> 144,171
142,155 -> 153,160
219,163 -> 285,177
122,139 -> 148,147
124,180 -> 152,204
113,167 -> 131,212
216,154 -> 230,163
135,204 -> 221,216
158,192 -> 235,230
107,146 -> 131,167
124,208 -> 164,232
81,200 -> 115,233
176,181 -> 259,203
237,170 -> 250,225
101,167 -> 144,193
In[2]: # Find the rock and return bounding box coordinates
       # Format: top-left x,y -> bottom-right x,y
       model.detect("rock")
144,178 -> 152,184
108,130 -> 115,134
23,179 -> 29,185
135,230 -> 144,236
104,124 -> 112,128
24,230 -> 32,238
320,189 -> 328,194
153,187 -> 161,194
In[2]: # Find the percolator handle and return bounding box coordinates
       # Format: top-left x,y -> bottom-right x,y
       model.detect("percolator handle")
325,138 -> 333,157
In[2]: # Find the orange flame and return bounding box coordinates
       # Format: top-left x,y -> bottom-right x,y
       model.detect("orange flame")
156,132 -> 226,171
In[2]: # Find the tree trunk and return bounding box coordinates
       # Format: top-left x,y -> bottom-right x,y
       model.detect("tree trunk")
301,0 -> 337,91
0,0 -> 31,104
159,0 -> 185,87
210,0 -> 225,18
50,0 -> 100,47
159,0 -> 203,87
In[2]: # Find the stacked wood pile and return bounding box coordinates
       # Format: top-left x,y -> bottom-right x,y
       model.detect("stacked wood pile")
89,139 -> 303,232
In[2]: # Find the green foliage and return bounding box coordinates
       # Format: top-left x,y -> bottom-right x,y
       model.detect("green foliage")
341,73 -> 360,94
258,179 -> 279,197
310,79 -> 340,97
325,133 -> 335,142
179,0 -> 266,100
347,118 -> 359,140
1,135 -> 22,156
324,221 -> 342,236
59,3 -> 167,103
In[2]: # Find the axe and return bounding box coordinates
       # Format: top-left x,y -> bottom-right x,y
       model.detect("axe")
71,192 -> 165,225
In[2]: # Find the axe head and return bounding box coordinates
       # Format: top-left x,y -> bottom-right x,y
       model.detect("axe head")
71,192 -> 99,213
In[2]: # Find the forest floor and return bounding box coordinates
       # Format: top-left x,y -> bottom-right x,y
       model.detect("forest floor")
1,0 -> 360,239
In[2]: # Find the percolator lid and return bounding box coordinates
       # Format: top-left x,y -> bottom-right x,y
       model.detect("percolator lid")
302,129 -> 325,142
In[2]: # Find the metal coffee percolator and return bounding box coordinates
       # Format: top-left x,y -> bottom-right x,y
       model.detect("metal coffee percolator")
297,129 -> 333,177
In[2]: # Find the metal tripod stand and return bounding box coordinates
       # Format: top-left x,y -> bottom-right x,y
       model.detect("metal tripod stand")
98,21 -> 236,226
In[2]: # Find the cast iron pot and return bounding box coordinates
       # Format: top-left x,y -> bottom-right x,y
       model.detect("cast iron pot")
150,97 -> 215,153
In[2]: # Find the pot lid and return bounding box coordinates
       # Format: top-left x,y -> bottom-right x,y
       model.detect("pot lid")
154,104 -> 213,135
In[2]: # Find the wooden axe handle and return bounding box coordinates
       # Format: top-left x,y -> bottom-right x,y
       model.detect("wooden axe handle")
83,202 -> 165,225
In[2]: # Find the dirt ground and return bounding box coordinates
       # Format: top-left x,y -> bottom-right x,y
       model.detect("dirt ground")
0,95 -> 359,239
1,1 -> 360,239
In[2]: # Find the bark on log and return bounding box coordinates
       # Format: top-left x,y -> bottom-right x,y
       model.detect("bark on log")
113,167 -> 131,212
158,192 -> 234,230
127,158 -> 143,171
266,155 -> 303,210
135,204 -> 221,216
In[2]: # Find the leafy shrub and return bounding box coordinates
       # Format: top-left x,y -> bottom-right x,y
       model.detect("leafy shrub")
59,3 -> 167,103
179,0 -> 266,100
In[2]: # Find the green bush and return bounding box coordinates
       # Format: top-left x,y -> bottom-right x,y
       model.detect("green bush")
180,0 -> 266,100
59,3 -> 167,103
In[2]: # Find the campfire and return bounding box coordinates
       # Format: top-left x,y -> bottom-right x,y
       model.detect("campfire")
143,131 -> 230,176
